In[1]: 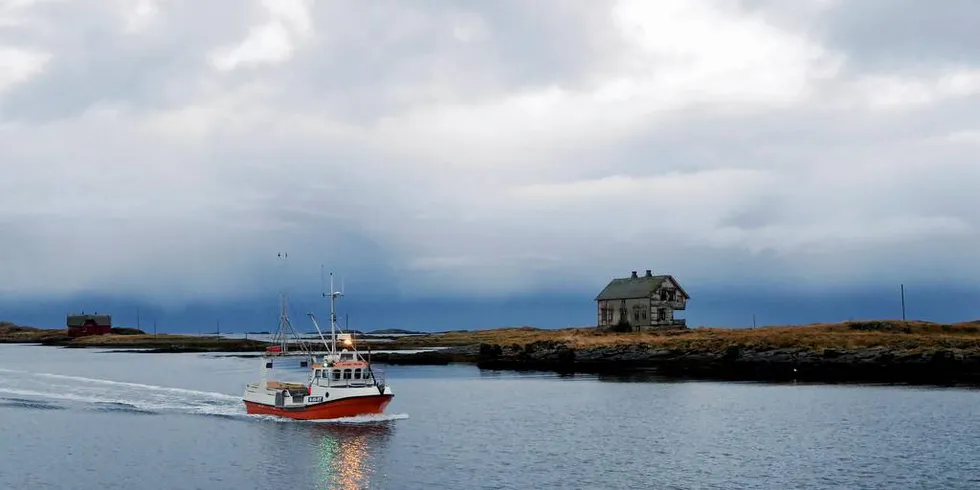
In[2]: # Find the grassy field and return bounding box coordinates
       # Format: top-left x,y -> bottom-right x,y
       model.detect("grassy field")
0,323 -> 70,343
392,319 -> 980,352
5,319 -> 980,353
0,323 -> 270,351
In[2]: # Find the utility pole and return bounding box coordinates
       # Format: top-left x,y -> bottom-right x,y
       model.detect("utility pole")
752,314 -> 757,329
216,319 -> 220,335
153,319 -> 157,338
901,284 -> 907,322
137,307 -> 141,331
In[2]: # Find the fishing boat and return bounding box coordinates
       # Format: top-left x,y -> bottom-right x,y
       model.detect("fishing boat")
242,270 -> 393,420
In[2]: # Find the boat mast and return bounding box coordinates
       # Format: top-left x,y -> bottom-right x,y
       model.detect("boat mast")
274,252 -> 291,354
271,252 -> 310,358
324,269 -> 343,354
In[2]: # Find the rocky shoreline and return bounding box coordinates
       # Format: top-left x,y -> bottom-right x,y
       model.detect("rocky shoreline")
467,341 -> 980,386
368,332 -> 980,387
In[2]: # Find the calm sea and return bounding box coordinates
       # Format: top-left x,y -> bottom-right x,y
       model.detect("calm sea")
1,344 -> 979,489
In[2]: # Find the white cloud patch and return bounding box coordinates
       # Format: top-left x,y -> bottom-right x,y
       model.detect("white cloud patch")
0,0 -> 978,303
853,68 -> 980,109
209,0 -> 313,71
120,0 -> 159,33
0,46 -> 49,94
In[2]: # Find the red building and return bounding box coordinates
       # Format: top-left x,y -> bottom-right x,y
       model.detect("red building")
67,313 -> 112,337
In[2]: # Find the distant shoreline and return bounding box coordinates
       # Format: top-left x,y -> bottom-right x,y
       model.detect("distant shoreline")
4,319 -> 980,387
0,323 -> 433,352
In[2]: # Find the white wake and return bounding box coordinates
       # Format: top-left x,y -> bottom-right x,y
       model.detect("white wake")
0,368 -> 408,424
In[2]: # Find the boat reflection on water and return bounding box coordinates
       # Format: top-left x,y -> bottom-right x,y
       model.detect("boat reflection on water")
311,422 -> 395,490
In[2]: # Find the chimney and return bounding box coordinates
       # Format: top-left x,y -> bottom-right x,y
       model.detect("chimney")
631,271 -> 638,279
645,269 -> 653,277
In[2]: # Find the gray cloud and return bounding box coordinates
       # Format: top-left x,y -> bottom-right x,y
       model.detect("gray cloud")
0,0 -> 978,304
817,0 -> 980,71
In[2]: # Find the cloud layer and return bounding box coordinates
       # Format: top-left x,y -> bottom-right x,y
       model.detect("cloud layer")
2,0 -> 978,306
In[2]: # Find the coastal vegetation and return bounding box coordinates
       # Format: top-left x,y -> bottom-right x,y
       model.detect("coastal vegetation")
0,322 -> 69,343
367,319 -> 980,352
5,319 -> 980,385
373,320 -> 980,386
0,322 -> 267,351
4,319 -> 980,352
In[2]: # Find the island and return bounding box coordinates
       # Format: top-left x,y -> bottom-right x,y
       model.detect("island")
4,319 -> 980,386
0,322 -> 270,352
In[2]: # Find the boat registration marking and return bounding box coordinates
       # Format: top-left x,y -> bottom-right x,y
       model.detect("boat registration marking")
307,396 -> 324,403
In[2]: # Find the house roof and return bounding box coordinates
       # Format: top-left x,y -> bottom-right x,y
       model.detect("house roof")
67,314 -> 111,327
594,274 -> 690,301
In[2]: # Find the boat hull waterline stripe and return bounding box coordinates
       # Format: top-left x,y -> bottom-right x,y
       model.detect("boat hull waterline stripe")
243,394 -> 394,420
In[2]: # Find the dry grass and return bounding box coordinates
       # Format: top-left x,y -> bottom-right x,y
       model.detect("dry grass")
388,320 -> 980,352
387,327 -> 579,348
0,325 -> 266,349
6,319 -> 980,353
0,323 -> 69,342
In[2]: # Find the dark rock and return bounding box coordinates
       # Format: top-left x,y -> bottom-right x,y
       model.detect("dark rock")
466,342 -> 980,388
722,346 -> 741,361
478,343 -> 502,361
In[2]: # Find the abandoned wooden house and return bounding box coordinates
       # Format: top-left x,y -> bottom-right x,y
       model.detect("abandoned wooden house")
594,269 -> 690,331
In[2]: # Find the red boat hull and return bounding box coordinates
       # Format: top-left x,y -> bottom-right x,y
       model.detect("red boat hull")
243,394 -> 394,421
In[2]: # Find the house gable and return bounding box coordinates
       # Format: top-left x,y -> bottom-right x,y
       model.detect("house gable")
660,276 -> 690,300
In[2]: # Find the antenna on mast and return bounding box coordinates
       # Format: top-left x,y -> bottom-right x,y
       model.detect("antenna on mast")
326,271 -> 339,354
320,264 -> 326,299
270,251 -> 311,360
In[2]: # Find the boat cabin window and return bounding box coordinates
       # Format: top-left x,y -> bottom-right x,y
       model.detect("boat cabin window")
320,370 -> 328,378
314,369 -> 321,378
354,368 -> 361,379
343,369 -> 352,380
340,353 -> 354,360
332,370 -> 341,380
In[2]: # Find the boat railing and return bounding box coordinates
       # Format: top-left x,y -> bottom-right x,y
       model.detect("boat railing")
325,378 -> 373,388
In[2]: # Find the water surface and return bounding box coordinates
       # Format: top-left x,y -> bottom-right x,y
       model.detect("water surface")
1,345 -> 978,489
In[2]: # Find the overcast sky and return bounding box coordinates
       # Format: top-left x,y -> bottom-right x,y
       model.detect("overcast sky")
2,0 -> 979,328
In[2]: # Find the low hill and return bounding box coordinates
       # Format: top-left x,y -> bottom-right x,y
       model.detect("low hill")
367,328 -> 426,335
0,322 -> 70,343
